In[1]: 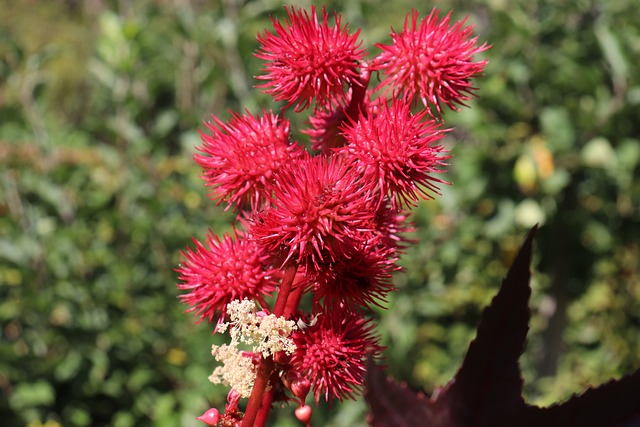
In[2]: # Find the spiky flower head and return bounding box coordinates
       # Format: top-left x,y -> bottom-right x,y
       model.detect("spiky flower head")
373,9 -> 489,117
176,230 -> 277,327
250,153 -> 375,269
290,311 -> 383,402
305,241 -> 398,312
339,99 -> 450,208
367,201 -> 416,252
195,110 -> 305,212
256,6 -> 366,111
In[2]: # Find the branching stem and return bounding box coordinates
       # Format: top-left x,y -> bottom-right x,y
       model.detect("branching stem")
241,262 -> 299,427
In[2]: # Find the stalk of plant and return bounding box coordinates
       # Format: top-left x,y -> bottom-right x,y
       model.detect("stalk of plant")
176,6 -> 488,427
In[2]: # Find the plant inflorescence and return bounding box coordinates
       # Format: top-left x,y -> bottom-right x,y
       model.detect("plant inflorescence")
175,6 -> 488,427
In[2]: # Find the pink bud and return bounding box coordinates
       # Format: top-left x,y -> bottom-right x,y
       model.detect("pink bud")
196,408 -> 220,426
295,405 -> 312,425
291,378 -> 311,402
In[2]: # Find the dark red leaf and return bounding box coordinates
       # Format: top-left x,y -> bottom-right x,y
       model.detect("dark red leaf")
365,225 -> 640,427
516,369 -> 640,427
365,357 -> 437,427
434,226 -> 537,426
365,226 -> 538,427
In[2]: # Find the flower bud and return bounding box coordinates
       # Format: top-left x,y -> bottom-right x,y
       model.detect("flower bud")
196,408 -> 220,426
281,369 -> 297,390
291,377 -> 311,403
295,405 -> 312,425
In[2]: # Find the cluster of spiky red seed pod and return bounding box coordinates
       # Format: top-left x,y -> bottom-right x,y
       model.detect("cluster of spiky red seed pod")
176,5 -> 488,427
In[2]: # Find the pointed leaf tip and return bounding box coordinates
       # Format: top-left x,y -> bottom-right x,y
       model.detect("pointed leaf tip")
365,225 -> 639,427
437,225 -> 537,427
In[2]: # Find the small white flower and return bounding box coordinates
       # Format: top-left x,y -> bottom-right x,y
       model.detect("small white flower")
208,299 -> 298,397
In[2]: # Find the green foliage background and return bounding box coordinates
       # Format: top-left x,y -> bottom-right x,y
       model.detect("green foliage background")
1,0 -> 638,426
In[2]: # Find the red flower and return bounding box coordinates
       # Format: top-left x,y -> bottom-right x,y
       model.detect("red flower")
290,311 -> 383,402
256,6 -> 366,111
250,153 -> 375,269
373,9 -> 489,117
339,100 -> 450,208
176,229 -> 277,327
305,240 -> 398,312
367,201 -> 416,252
195,110 -> 305,212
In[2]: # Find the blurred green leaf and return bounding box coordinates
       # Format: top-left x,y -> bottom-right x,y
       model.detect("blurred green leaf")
595,22 -> 629,83
9,381 -> 55,409
539,107 -> 575,152
582,137 -> 617,170
54,350 -> 83,382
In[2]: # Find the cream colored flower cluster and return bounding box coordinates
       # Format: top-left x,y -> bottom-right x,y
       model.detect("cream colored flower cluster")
209,299 -> 297,397
209,345 -> 256,398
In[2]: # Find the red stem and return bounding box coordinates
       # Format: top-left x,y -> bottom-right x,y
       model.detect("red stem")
241,357 -> 274,427
272,263 -> 299,317
344,64 -> 371,123
253,384 -> 276,426
284,274 -> 305,317
241,263 -> 299,427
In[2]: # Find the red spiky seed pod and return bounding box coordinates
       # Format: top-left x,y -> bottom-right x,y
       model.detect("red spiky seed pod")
176,229 -> 277,328
290,310 -> 383,402
195,109 -> 305,212
256,6 -> 366,111
373,9 -> 489,117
